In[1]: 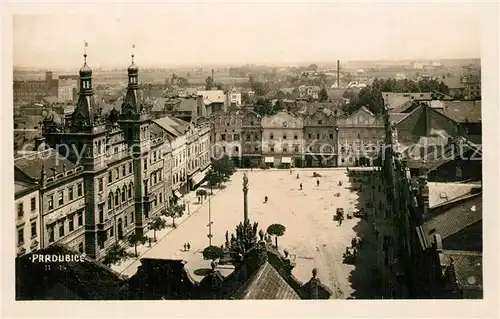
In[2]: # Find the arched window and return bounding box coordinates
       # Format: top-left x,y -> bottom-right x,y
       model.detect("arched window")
122,185 -> 127,202
115,189 -> 120,206
129,182 -> 133,199
108,193 -> 114,211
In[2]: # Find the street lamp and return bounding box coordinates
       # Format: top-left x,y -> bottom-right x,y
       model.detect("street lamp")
207,184 -> 213,246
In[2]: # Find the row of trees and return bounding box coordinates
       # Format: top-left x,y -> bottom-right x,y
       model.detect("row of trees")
102,202 -> 187,266
103,156 -> 237,267
206,155 -> 237,188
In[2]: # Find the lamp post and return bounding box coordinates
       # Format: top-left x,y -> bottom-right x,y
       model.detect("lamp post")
207,184 -> 213,246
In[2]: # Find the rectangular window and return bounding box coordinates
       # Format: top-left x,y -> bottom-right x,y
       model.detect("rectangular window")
58,191 -> 64,205
77,211 -> 83,226
159,193 -> 163,203
48,195 -> 54,210
18,228 -> 24,246
294,135 -> 298,140
128,162 -> 133,173
222,146 -> 226,152
98,178 -> 103,192
108,171 -> 113,183
221,134 -> 226,141
283,147 -> 288,153
115,168 -> 119,178
329,133 -> 334,139
48,226 -> 54,243
110,227 -> 114,238
234,134 -> 240,141
17,203 -> 24,218
294,145 -> 299,152
308,133 -> 312,139
99,206 -> 104,223
270,133 -> 274,139
30,197 -> 36,211
59,223 -> 65,237
31,221 -> 37,237
69,216 -> 74,232
255,147 -> 259,152
283,134 -> 287,139
318,120 -> 323,125
270,146 -> 274,152
246,134 -> 251,141
68,187 -> 74,201
77,183 -> 83,197
317,133 -> 320,139
143,158 -> 147,170
122,165 -> 126,176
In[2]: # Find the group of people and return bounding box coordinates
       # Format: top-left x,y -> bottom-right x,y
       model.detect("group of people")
183,242 -> 191,251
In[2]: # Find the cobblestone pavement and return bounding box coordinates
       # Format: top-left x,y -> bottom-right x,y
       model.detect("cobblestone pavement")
114,168 -> 367,299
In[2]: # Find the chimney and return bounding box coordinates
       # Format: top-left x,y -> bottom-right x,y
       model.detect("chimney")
418,161 -> 429,222
212,69 -> 215,87
34,136 -> 47,151
310,268 -> 319,299
336,60 -> 340,88
40,163 -> 46,188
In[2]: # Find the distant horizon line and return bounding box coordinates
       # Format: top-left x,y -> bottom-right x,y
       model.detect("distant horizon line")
14,56 -> 481,72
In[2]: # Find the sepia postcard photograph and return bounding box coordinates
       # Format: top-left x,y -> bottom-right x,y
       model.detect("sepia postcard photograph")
2,1 -> 499,318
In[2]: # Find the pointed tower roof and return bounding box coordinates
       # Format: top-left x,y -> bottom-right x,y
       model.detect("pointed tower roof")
80,53 -> 92,77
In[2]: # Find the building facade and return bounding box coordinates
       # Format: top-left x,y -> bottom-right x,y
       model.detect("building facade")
241,110 -> 262,168
261,111 -> 304,168
302,107 -> 338,167
15,182 -> 41,257
337,107 -> 385,167
211,110 -> 243,166
58,75 -> 79,102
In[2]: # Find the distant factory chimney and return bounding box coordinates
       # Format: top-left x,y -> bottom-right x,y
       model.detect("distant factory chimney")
337,60 -> 340,88
212,69 -> 215,87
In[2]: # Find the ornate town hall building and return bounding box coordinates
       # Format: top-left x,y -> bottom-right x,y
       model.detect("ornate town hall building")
20,52 -> 180,260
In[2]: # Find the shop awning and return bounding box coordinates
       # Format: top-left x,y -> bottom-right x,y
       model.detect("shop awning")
191,171 -> 205,185
174,190 -> 183,198
281,157 -> 292,164
265,157 -> 274,163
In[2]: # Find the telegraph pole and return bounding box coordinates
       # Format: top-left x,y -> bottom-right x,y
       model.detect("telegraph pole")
207,184 -> 213,246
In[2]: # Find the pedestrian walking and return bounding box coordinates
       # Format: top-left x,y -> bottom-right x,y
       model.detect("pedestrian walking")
299,183 -> 303,190
290,169 -> 292,175
148,237 -> 152,247
296,173 -> 300,179
316,179 -> 320,186
183,243 -> 187,251
264,196 -> 268,203
187,243 -> 191,251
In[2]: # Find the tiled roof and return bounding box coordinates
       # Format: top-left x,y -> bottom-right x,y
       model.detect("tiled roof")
231,261 -> 301,299
298,102 -> 341,116
443,250 -> 482,293
428,182 -> 481,208
382,92 -> 433,109
178,98 -> 198,112
15,148 -> 78,181
405,137 -> 482,171
434,101 -> 481,123
150,98 -> 168,112
423,193 -> 482,243
16,244 -> 125,300
326,88 -> 346,100
197,90 -> 225,104
389,112 -> 410,124
442,77 -> 465,89
279,88 -> 295,95
153,116 -> 188,137
15,180 -> 38,197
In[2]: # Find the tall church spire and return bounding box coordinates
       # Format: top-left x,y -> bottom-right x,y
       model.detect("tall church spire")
122,44 -> 142,117
72,41 -> 97,127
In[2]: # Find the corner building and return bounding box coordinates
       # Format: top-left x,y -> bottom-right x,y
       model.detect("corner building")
40,53 -> 174,259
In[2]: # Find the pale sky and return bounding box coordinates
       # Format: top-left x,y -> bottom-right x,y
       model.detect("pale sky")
12,2 -> 483,69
